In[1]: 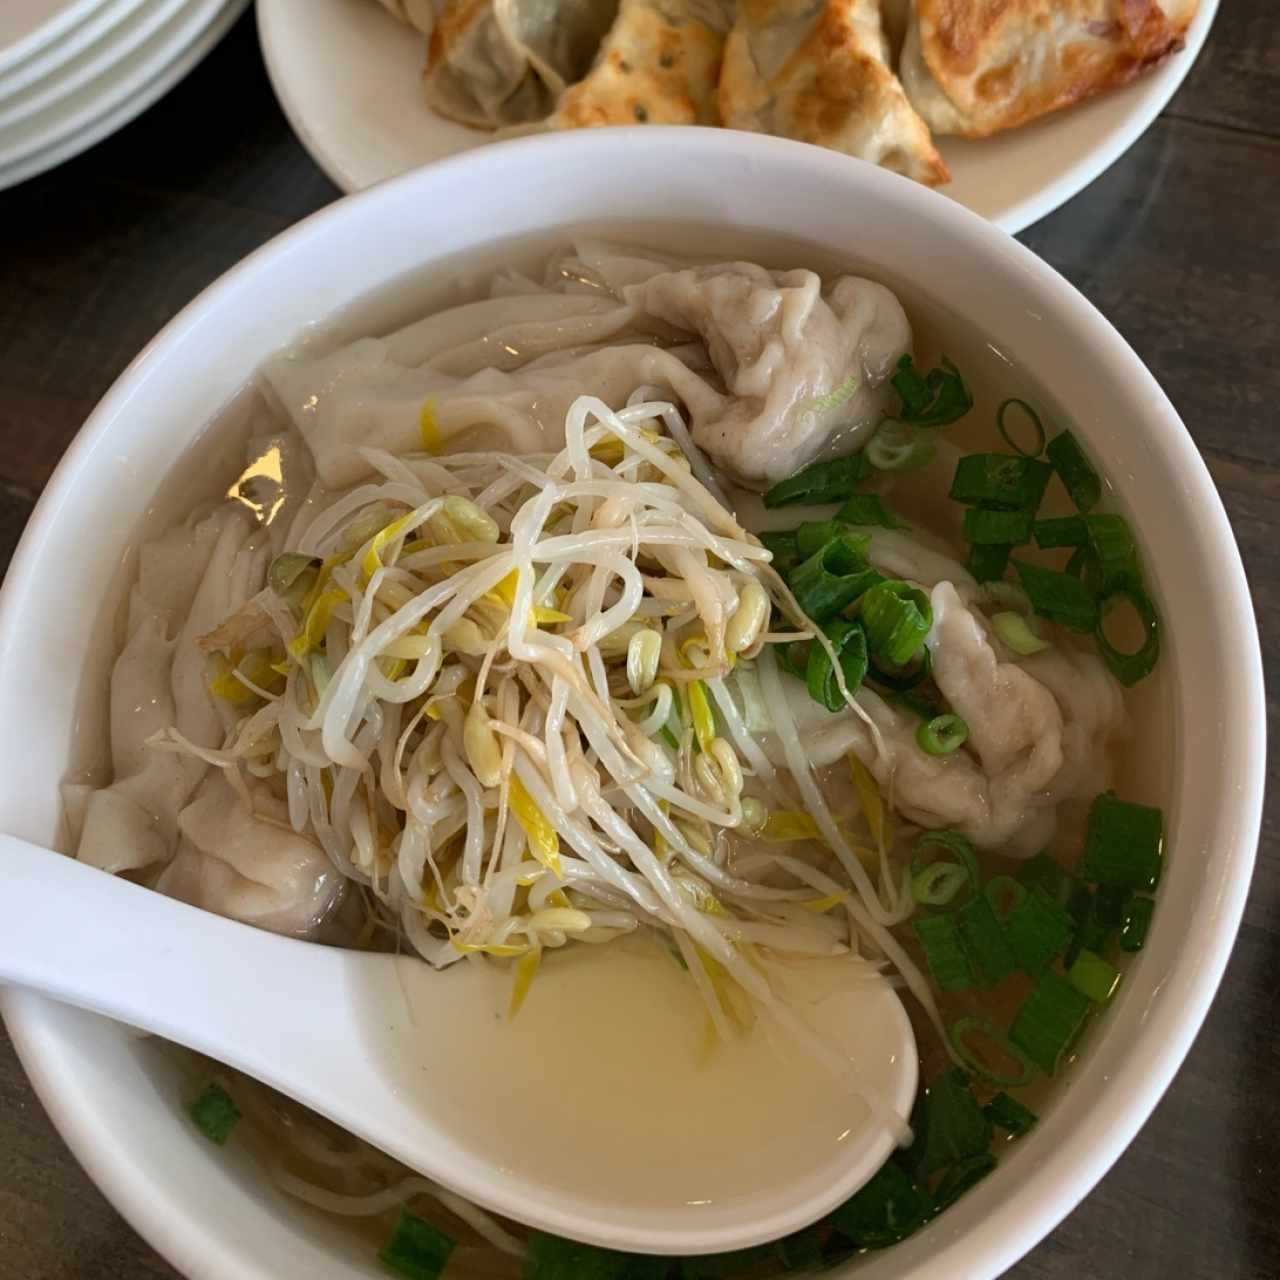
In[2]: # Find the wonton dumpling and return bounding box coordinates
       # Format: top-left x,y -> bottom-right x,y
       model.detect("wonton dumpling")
623,262 -> 911,487
718,0 -> 948,186
157,777 -> 345,939
899,0 -> 1198,138
425,0 -> 620,129
547,0 -> 727,129
372,0 -> 435,34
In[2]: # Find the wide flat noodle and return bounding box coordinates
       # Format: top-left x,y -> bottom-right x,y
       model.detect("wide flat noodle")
425,0 -> 620,129
548,0 -> 728,128
719,0 -> 948,186
899,0 -> 1199,138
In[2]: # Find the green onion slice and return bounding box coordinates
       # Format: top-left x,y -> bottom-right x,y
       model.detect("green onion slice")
899,1068 -> 992,1180
984,874 -> 1027,923
996,398 -> 1047,457
1005,885 -> 1073,974
758,529 -> 801,576
1120,895 -> 1155,952
829,1157 -> 932,1247
967,542 -> 1012,584
983,1091 -> 1038,1138
1081,792 -> 1163,890
957,893 -> 1018,987
963,507 -> 1033,546
933,1153 -> 998,1214
804,618 -> 869,711
950,454 -> 1053,511
860,579 -> 932,666
1084,513 -> 1141,585
868,645 -> 933,692
991,610 -> 1049,656
379,1211 -> 455,1280
1033,515 -> 1088,549
950,1017 -> 1036,1087
763,454 -> 870,508
789,531 -> 881,621
188,1083 -> 240,1146
795,519 -> 845,557
837,492 -> 903,528
1066,948 -> 1121,1004
913,913 -> 974,991
1095,578 -> 1160,685
1012,559 -> 1099,632
1010,971 -> 1092,1076
891,354 -> 974,428
866,419 -> 936,471
911,830 -> 979,903
916,713 -> 969,755
1046,429 -> 1102,513
912,861 -> 970,907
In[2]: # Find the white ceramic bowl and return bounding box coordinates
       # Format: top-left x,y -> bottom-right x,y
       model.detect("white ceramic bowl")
0,129 -> 1263,1280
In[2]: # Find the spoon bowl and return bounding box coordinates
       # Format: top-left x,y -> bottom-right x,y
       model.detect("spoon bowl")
0,833 -> 916,1255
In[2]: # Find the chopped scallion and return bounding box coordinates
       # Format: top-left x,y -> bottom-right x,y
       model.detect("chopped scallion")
1012,559 -> 1099,632
1095,579 -> 1160,685
795,519 -> 844,557
789,531 -> 881,621
1083,513 -> 1141,586
1010,971 -> 1092,1076
899,1069 -> 992,1180
949,1017 -> 1035,1087
950,455 -> 1053,511
523,1233 -> 664,1279
957,895 -> 1019,988
967,542 -> 1012,583
891,354 -> 974,428
995,398 -> 1047,457
804,618 -> 869,711
380,1211 -> 455,1280
829,1157 -> 932,1247
837,492 -> 903,528
860,580 -> 932,666
983,1091 -> 1038,1138
680,1247 -> 768,1278
866,419 -> 936,471
1004,885 -> 1073,975
916,713 -> 969,755
984,875 -> 1027,923
1120,895 -> 1155,952
911,830 -> 980,903
187,1083 -> 240,1146
758,530 -> 800,576
991,610 -> 1049,656
763,454 -> 869,508
1067,948 -> 1121,1004
963,508 -> 1033,546
867,645 -> 933,691
932,1153 -> 998,1213
1081,792 -> 1163,890
1046,430 -> 1101,513
913,913 -> 974,991
912,861 -> 971,907
1033,515 -> 1088,549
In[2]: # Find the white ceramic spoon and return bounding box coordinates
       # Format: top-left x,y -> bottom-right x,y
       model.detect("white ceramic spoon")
0,833 -> 917,1256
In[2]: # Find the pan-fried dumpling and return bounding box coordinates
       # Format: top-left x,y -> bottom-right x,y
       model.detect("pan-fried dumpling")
899,0 -> 1199,138
547,0 -> 728,128
425,0 -> 621,129
372,0 -> 435,34
718,0 -> 948,186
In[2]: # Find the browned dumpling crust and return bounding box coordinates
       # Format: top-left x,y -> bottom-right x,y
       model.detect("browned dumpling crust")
899,0 -> 1199,138
549,0 -> 727,127
718,0 -> 950,187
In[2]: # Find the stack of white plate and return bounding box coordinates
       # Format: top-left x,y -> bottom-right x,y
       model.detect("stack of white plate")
0,0 -> 250,192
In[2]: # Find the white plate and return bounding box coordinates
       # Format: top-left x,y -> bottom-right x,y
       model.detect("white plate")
0,0 -> 100,76
0,0 -> 240,170
0,0 -> 197,132
0,0 -> 249,190
258,0 -> 1218,233
0,0 -> 149,100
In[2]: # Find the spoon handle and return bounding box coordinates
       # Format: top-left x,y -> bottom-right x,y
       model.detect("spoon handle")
0,833 -> 378,1093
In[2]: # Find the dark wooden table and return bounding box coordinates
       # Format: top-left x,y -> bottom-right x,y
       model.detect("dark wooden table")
1,5 -> 1276,1277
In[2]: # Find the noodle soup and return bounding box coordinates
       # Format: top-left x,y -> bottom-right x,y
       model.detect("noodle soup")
65,234 -> 1170,1277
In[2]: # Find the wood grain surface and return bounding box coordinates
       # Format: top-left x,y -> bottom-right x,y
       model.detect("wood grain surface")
0,4 -> 1276,1277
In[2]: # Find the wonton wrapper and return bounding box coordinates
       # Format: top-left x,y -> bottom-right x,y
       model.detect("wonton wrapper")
718,0 -> 949,186
372,0 -> 435,35
899,0 -> 1199,138
425,0 -> 620,129
548,0 -> 728,128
